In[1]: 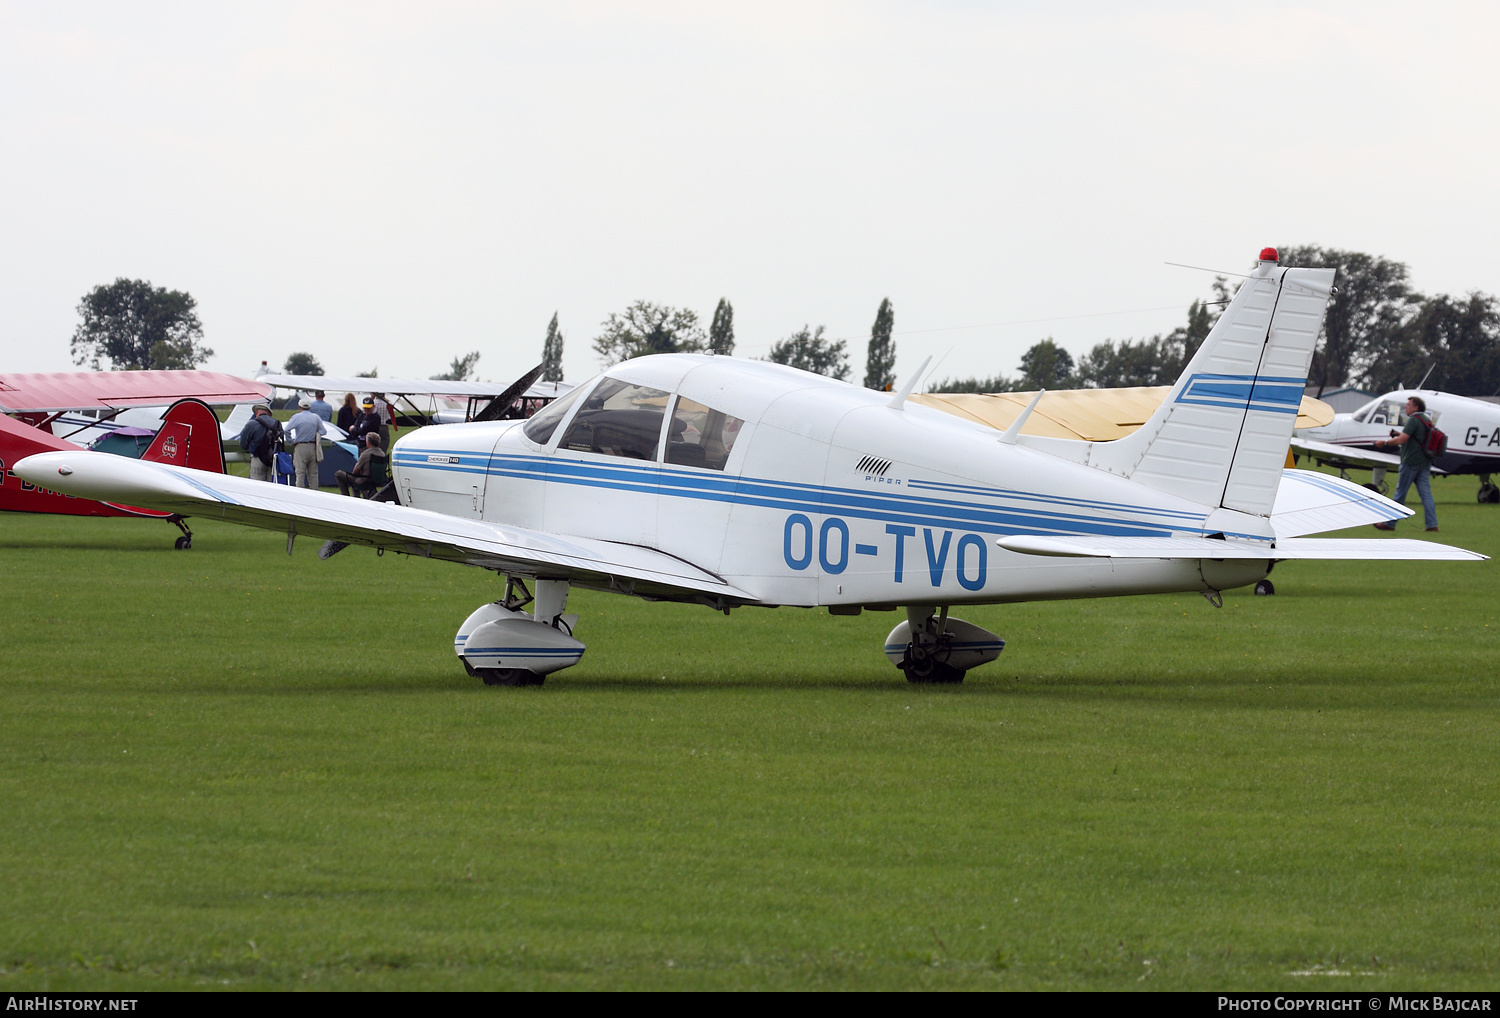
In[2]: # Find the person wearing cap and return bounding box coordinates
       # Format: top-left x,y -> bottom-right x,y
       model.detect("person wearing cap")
237,403 -> 283,483
347,397 -> 382,449
310,390 -> 334,422
286,397 -> 328,489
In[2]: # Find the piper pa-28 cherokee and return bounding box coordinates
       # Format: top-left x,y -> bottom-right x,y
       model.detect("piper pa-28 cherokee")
15,250 -> 1486,686
1293,388 -> 1500,503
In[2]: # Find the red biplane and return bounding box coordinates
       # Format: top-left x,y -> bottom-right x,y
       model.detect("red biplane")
0,371 -> 271,547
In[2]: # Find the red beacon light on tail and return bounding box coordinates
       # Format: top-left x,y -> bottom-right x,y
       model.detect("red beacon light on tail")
1259,247 -> 1279,263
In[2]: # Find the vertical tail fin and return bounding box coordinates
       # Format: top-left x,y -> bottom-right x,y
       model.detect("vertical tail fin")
1083,253 -> 1335,516
143,399 -> 225,474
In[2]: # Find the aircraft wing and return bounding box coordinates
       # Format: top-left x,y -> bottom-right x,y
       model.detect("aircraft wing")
0,370 -> 270,412
1289,435 -> 1407,472
997,535 -> 1484,561
913,387 -> 1335,440
11,451 -> 754,604
258,372 -> 575,401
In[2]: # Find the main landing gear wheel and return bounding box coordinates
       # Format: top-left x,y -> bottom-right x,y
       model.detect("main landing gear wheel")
1254,579 -> 1275,596
475,667 -> 545,687
174,535 -> 191,550
899,647 -> 965,685
1479,482 -> 1499,504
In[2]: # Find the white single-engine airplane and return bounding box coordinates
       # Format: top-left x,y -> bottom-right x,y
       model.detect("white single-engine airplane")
1293,389 -> 1500,502
15,251 -> 1486,686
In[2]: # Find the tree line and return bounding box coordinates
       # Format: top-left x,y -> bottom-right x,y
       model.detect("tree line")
67,246 -> 1498,398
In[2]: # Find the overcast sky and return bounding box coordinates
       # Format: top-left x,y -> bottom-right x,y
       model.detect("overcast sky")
2,1 -> 1497,388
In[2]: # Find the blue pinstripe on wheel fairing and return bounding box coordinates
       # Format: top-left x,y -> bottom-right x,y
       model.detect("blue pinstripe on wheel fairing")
462,647 -> 583,657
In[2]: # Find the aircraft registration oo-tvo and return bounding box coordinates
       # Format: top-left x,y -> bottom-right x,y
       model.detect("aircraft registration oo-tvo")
14,251 -> 1488,686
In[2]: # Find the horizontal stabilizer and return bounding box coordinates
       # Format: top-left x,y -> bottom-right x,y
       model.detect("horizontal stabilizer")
1271,468 -> 1407,537
998,534 -> 1485,562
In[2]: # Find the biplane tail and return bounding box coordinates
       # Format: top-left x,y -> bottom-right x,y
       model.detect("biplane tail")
141,399 -> 225,474
1082,251 -> 1335,517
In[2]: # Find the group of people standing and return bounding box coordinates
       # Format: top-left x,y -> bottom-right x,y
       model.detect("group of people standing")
236,389 -> 394,496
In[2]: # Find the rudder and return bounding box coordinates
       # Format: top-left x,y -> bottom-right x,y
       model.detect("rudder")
143,399 -> 225,474
1083,251 -> 1334,516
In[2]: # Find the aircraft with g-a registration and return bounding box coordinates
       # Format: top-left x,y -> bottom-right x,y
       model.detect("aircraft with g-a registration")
15,249 -> 1487,687
1292,389 -> 1500,502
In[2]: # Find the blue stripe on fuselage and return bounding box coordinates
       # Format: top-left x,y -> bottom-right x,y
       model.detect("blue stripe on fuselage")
395,449 -> 1213,540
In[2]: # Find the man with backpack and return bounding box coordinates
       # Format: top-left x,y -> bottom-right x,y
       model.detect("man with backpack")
237,403 -> 285,483
1373,395 -> 1440,533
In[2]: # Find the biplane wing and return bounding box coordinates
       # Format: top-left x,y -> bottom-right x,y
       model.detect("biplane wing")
0,370 -> 270,414
256,372 -> 572,400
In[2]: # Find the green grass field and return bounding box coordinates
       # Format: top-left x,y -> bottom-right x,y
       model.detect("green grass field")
2,476 -> 1498,990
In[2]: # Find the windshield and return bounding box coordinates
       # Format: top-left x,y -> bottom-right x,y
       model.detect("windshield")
558,378 -> 670,461
521,382 -> 591,447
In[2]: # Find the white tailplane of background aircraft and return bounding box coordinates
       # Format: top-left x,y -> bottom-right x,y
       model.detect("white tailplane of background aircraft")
15,250 -> 1486,686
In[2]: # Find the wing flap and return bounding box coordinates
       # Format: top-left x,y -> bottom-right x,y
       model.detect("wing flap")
12,451 -> 754,601
997,534 -> 1485,561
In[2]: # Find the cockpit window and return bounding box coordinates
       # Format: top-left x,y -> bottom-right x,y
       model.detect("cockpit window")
664,396 -> 745,471
558,378 -> 670,460
521,382 -> 590,447
1368,400 -> 1407,427
1351,399 -> 1378,423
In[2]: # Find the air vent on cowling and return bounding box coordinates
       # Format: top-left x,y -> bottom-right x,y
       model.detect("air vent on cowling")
855,455 -> 892,477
